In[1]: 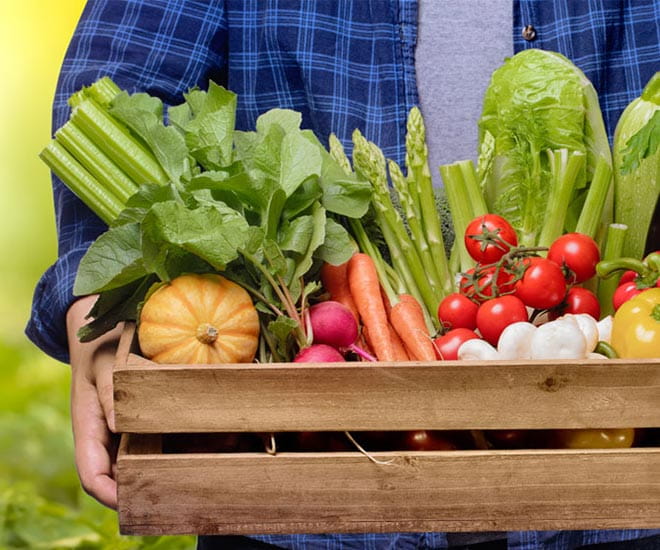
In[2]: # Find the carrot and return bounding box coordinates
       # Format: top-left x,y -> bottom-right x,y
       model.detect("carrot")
388,324 -> 411,361
347,253 -> 396,361
389,293 -> 436,361
320,261 -> 360,323
363,325 -> 408,361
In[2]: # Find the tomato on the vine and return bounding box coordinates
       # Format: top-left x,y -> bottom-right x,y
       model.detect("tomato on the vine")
433,328 -> 479,360
612,281 -> 643,310
476,295 -> 528,346
437,293 -> 478,330
514,257 -> 567,309
551,286 -> 601,320
459,266 -> 515,302
547,233 -> 600,284
618,270 -> 638,286
464,214 -> 518,264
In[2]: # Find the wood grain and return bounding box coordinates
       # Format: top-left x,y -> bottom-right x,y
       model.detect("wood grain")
117,434 -> 660,535
114,351 -> 660,432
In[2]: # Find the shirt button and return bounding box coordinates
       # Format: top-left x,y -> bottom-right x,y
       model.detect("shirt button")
522,24 -> 537,41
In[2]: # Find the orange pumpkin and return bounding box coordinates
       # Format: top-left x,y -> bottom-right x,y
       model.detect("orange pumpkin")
138,273 -> 260,364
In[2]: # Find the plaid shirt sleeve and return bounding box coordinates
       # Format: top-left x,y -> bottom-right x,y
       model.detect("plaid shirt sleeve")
25,0 -> 228,362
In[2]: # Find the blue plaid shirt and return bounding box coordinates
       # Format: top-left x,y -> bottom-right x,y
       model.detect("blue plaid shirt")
26,1 -> 659,548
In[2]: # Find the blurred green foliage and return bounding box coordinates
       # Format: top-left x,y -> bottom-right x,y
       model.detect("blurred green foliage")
0,340 -> 196,549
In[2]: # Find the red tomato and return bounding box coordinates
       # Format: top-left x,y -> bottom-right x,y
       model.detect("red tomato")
437,293 -> 478,330
618,270 -> 638,285
459,266 -> 515,302
551,286 -> 601,320
514,257 -> 567,309
612,281 -> 644,310
486,430 -> 529,449
547,233 -> 600,284
433,328 -> 480,360
464,214 -> 518,264
476,295 -> 528,346
401,430 -> 457,451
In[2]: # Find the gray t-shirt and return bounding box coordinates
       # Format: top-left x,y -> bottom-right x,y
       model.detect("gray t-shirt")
416,0 -> 513,185
416,4 -> 512,545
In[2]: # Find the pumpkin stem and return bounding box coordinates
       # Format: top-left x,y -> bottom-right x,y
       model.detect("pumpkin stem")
196,323 -> 219,345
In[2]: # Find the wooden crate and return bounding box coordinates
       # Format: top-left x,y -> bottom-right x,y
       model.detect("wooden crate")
114,323 -> 660,535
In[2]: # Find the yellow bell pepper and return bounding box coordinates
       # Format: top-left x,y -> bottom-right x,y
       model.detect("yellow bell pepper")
553,428 -> 635,449
611,287 -> 660,358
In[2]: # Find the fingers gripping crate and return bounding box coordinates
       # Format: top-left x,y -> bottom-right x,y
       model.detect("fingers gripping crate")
113,323 -> 660,535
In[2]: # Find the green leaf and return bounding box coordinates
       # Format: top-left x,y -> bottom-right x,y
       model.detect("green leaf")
256,108 -> 302,134
290,203 -> 326,285
279,215 -> 315,254
267,316 -> 299,347
74,223 -> 147,295
282,178 -> 322,220
265,188 -> 287,239
141,200 -> 248,278
77,275 -> 157,343
112,182 -> 186,226
188,165 -> 271,212
262,238 -> 288,277
315,217 -> 357,265
620,110 -> 660,175
110,92 -> 190,183
303,131 -> 371,218
246,111 -> 322,198
183,82 -> 237,170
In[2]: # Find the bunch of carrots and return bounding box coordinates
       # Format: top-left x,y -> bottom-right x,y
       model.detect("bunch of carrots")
321,253 -> 437,362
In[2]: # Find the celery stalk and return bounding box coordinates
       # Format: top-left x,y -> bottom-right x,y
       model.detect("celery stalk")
458,160 -> 488,217
538,149 -> 585,247
55,123 -> 138,203
68,76 -> 122,109
70,99 -> 168,186
597,223 -> 628,317
575,156 -> 612,239
40,141 -> 123,224
439,162 -> 476,273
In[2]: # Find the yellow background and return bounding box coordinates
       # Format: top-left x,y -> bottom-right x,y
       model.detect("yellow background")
0,1 -> 85,344
0,2 -> 193,547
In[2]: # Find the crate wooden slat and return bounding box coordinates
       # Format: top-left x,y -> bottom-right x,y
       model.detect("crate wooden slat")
115,323 -> 660,535
117,433 -> 660,535
114,324 -> 660,433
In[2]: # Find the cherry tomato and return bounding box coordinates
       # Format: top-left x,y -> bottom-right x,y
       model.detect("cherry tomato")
612,281 -> 643,310
464,214 -> 518,264
437,293 -> 478,330
618,270 -> 638,285
547,233 -> 600,284
433,328 -> 480,360
514,257 -> 567,309
486,430 -> 529,449
551,286 -> 601,320
476,295 -> 528,346
401,430 -> 457,451
459,266 -> 515,302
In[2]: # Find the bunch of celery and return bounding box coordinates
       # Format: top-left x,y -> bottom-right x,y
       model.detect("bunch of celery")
40,78 -> 171,224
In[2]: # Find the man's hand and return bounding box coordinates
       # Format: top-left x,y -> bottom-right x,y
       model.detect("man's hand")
66,296 -> 123,509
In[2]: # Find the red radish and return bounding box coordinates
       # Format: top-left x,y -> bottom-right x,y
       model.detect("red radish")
309,301 -> 376,361
293,344 -> 345,363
